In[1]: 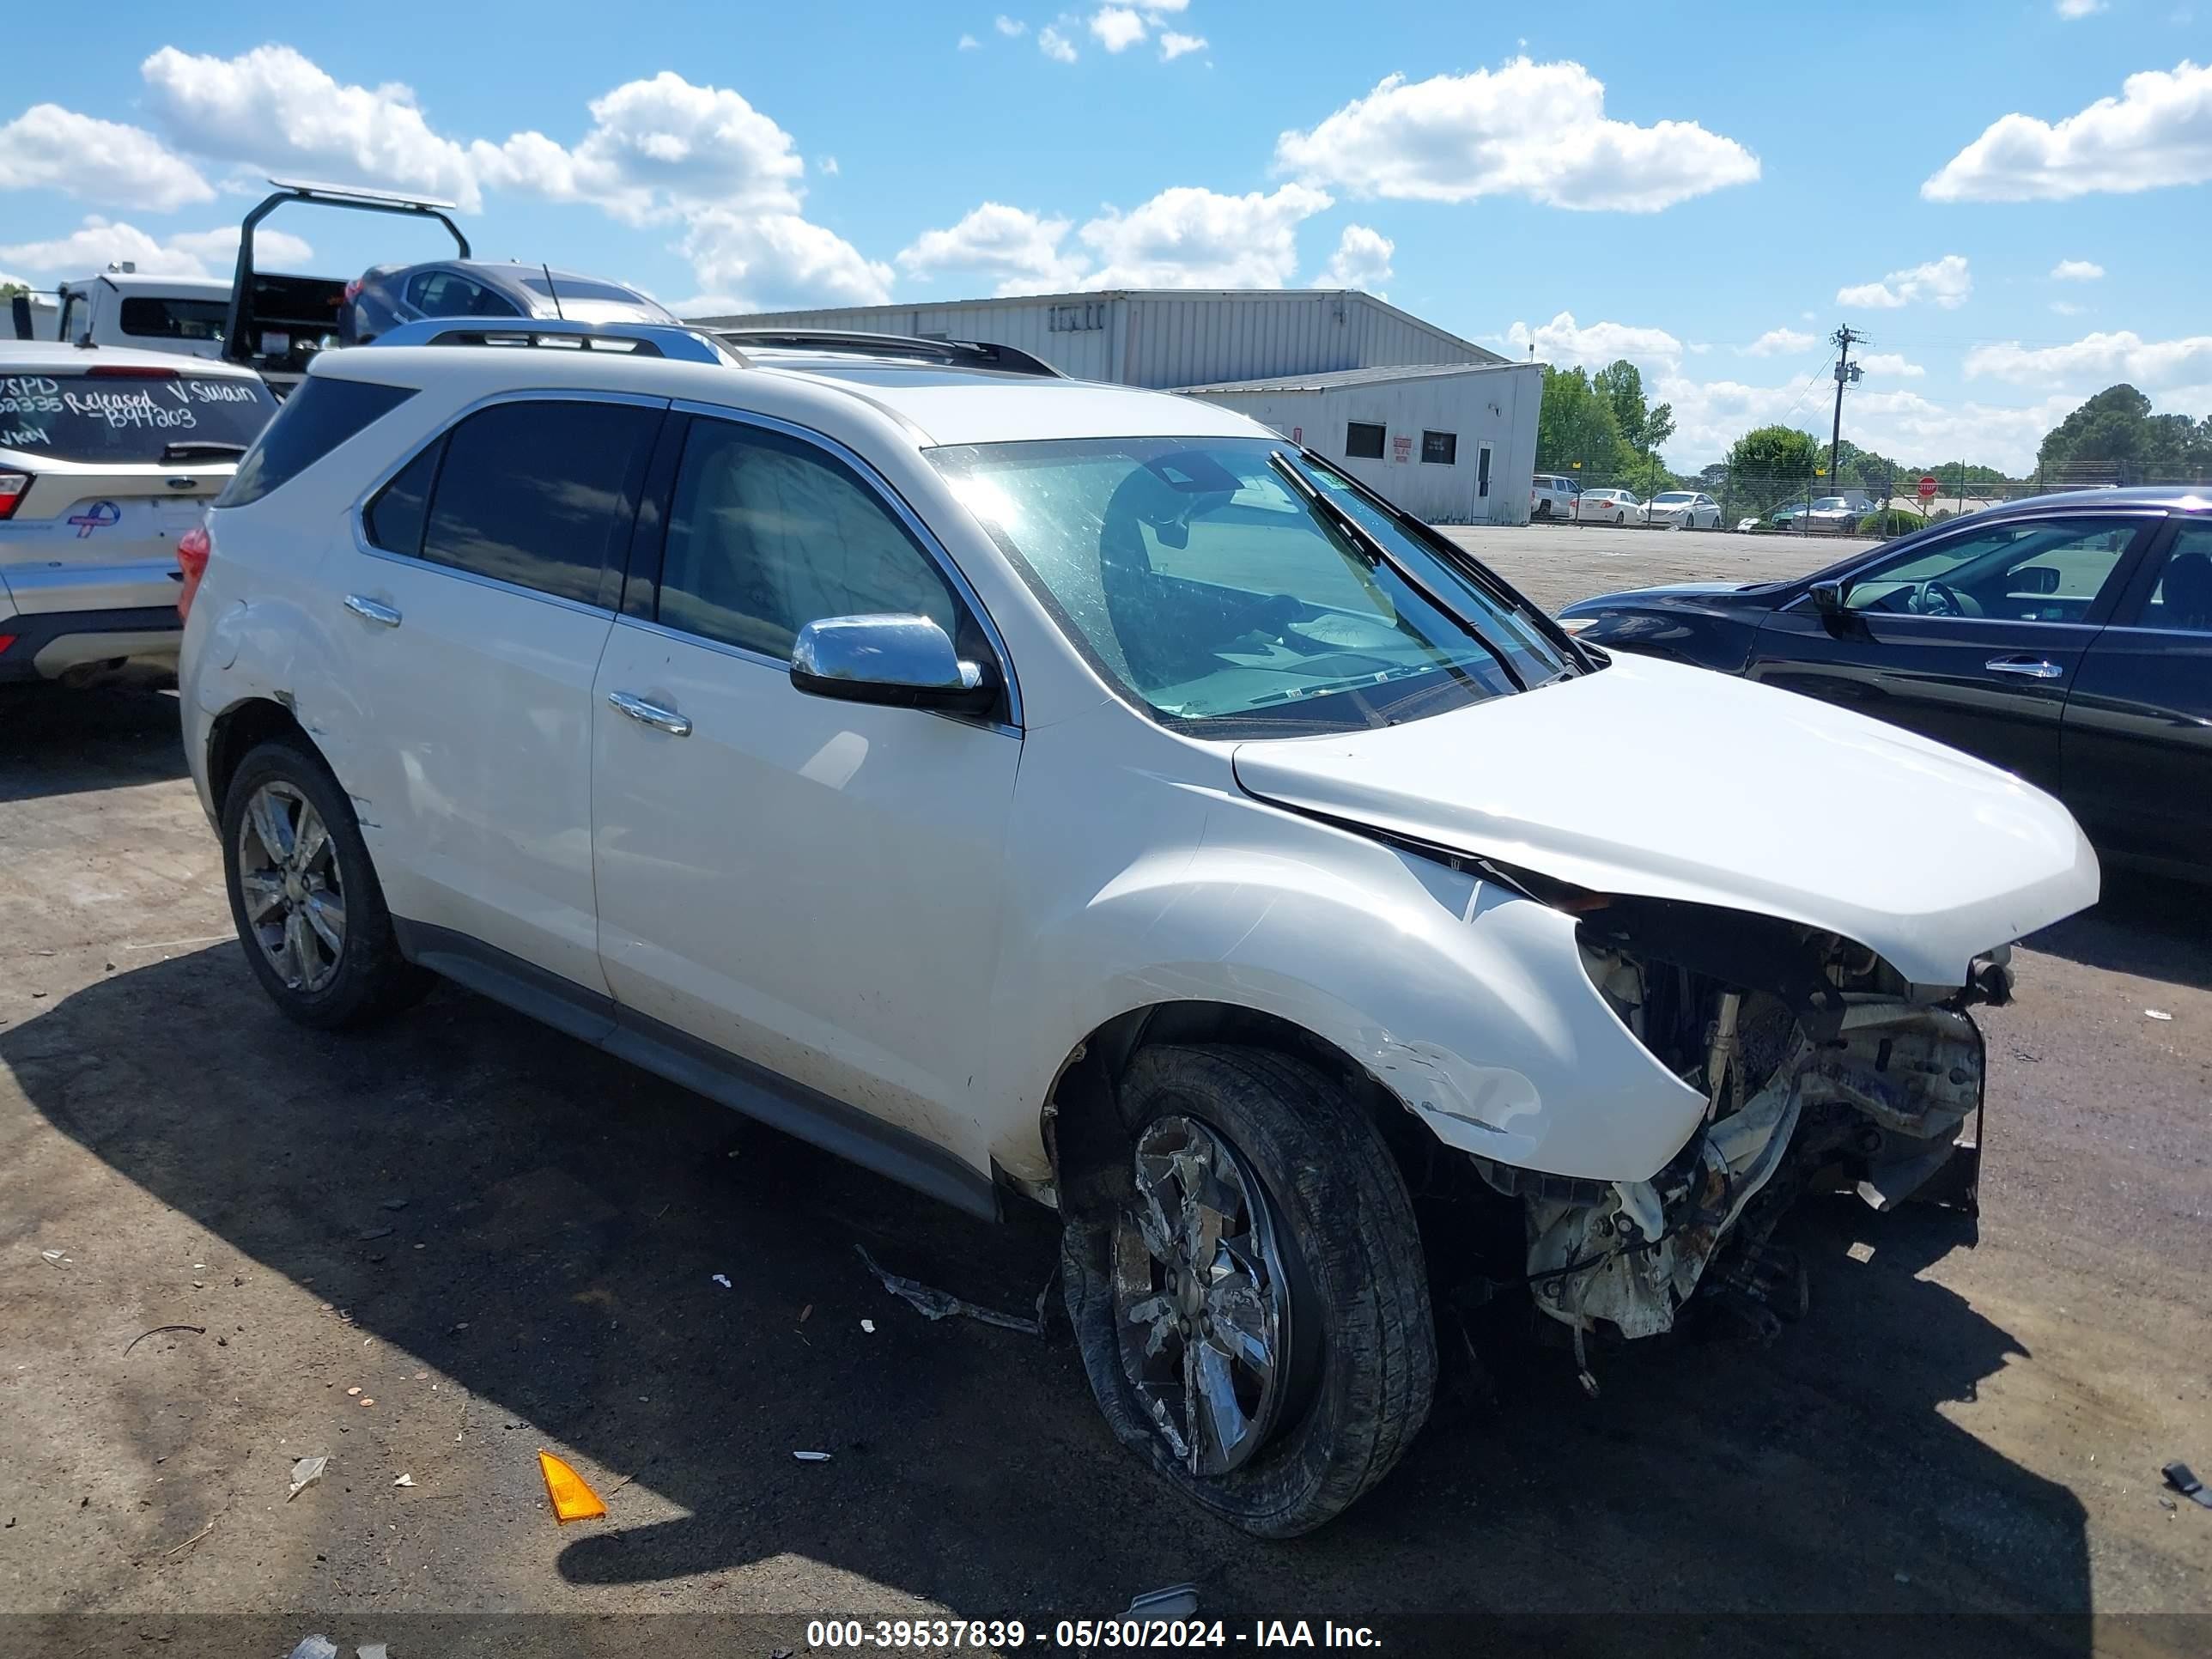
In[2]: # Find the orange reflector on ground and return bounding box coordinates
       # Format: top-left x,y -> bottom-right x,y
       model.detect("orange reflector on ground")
537,1449 -> 606,1523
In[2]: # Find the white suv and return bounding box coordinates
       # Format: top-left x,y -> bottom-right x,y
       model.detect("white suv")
179,320 -> 2097,1535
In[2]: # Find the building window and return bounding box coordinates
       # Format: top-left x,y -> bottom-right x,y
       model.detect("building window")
1421,430 -> 1458,465
1048,302 -> 1106,332
1345,422 -> 1386,459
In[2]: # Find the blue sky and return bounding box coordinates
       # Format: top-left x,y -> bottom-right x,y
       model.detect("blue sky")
3,0 -> 2208,471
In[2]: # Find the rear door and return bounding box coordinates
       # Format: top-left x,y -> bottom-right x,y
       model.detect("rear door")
319,392 -> 665,998
1,362 -> 276,615
2060,518 -> 2212,871
1746,512 -> 2157,791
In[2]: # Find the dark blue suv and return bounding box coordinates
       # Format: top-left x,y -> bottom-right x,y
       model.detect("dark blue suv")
343,262 -> 677,343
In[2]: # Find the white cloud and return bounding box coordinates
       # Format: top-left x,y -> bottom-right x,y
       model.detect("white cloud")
0,104 -> 213,212
1742,326 -> 1817,356
0,216 -> 313,281
2051,299 -> 2087,315
2050,258 -> 2104,280
1274,58 -> 1759,211
1312,224 -> 1393,292
1856,352 -> 1925,379
896,202 -> 1085,294
2057,0 -> 2106,15
1965,329 -> 2212,387
995,15 -> 1027,34
678,210 -> 891,311
1091,7 -> 1149,51
1038,27 -> 1079,62
1159,31 -> 1207,59
1922,60 -> 2212,201
1837,253 -> 1972,309
1078,183 -> 1331,288
959,33 -> 981,49
141,45 -> 483,209
1505,310 -> 1686,373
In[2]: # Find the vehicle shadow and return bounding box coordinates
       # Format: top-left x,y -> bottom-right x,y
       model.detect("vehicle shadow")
0,664 -> 187,804
3,950 -> 2105,1653
2022,869 -> 2212,994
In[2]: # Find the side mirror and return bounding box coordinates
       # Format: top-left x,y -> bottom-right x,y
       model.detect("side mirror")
1810,579 -> 1850,619
9,294 -> 33,342
790,614 -> 996,713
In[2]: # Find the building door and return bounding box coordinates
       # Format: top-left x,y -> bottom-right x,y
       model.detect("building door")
1477,443 -> 1492,516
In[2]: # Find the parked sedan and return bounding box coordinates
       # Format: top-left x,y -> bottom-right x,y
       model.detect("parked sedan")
1559,488 -> 2212,878
1577,488 -> 1640,525
343,261 -> 676,343
1642,490 -> 1721,529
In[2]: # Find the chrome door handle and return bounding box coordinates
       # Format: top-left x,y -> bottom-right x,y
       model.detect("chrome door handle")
606,690 -> 692,737
343,593 -> 402,628
1985,656 -> 2064,680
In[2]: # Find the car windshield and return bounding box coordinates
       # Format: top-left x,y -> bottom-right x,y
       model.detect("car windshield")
1655,492 -> 1692,504
1814,497 -> 1847,509
0,368 -> 277,462
929,436 -> 1578,737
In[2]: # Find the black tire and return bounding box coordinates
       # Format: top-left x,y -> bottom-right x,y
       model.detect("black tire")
220,738 -> 429,1030
1062,1044 -> 1436,1537
1534,499 -> 1551,520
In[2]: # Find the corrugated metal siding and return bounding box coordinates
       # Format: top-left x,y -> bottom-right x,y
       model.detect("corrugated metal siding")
696,289 -> 1497,387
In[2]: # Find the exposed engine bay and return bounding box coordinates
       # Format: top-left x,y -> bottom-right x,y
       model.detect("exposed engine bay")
1480,897 -> 1996,1356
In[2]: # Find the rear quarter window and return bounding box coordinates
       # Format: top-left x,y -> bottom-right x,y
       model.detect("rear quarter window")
216,376 -> 416,507
2,369 -> 277,464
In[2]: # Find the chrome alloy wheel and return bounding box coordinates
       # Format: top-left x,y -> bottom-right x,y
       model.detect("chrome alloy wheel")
236,781 -> 346,994
1111,1115 -> 1295,1476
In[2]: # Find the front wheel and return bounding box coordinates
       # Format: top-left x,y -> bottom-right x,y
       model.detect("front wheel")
1063,1045 -> 1436,1537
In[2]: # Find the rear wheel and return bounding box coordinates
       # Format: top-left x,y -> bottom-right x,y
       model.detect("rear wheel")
1063,1045 -> 1436,1537
220,739 -> 428,1030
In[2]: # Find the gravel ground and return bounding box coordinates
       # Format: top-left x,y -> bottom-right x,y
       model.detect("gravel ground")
1,526 -> 2206,1656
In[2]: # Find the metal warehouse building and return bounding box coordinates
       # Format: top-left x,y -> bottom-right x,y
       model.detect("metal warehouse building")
695,289 -> 1541,524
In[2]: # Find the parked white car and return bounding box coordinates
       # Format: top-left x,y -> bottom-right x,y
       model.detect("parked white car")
1529,472 -> 1582,520
1642,489 -> 1722,529
3,341 -> 276,685
179,320 -> 2098,1535
1576,488 -> 1639,525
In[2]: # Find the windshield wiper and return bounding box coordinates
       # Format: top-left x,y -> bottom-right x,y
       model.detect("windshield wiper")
1266,450 -> 1529,693
161,441 -> 249,463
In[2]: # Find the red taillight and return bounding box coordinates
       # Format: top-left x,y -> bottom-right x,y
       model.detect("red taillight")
86,363 -> 179,380
175,524 -> 212,621
0,635 -> 15,655
0,470 -> 27,521
343,276 -> 364,303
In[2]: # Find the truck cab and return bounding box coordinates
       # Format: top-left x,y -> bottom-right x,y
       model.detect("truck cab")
45,271 -> 233,358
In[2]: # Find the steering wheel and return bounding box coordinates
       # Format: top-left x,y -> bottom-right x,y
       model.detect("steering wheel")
1917,579 -> 1970,617
1218,591 -> 1304,639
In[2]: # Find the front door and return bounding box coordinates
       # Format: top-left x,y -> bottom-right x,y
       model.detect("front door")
2061,520 -> 2212,870
590,410 -> 1019,1163
1747,512 -> 2156,791
319,393 -> 664,994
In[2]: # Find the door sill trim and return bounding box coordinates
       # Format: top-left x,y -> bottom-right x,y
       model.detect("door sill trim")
390,918 -> 1000,1220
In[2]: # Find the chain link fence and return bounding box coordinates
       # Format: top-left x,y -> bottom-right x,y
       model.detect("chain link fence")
1540,459 -> 2212,537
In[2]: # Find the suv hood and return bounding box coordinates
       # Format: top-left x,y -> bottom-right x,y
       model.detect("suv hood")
1231,652 -> 2098,987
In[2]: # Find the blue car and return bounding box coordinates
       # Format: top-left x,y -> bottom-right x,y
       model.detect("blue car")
343,261 -> 677,343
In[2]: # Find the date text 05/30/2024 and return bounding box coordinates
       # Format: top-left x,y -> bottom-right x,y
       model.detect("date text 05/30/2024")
805,1619 -> 1383,1649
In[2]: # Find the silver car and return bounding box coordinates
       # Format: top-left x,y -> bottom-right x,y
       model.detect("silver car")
2,342 -> 275,685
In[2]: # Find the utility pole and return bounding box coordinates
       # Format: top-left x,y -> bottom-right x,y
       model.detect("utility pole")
1830,325 -> 1865,501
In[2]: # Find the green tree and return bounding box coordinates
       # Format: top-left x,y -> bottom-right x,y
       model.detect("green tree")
1534,366 -> 1630,477
2037,384 -> 2212,482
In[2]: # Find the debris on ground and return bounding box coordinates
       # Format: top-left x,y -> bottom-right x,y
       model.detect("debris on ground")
358,1645 -> 390,1659
39,1249 -> 68,1267
854,1244 -> 1044,1335
793,1450 -> 831,1462
356,1227 -> 394,1242
393,1474 -> 415,1488
160,1520 -> 215,1557
2165,1461 -> 2212,1509
380,1197 -> 409,1211
122,1324 -> 205,1357
2145,1009 -> 2174,1022
538,1449 -> 607,1523
711,1273 -> 732,1289
860,1319 -> 875,1334
287,1456 -> 328,1501
1127,1584 -> 1200,1619
285,1638 -> 338,1659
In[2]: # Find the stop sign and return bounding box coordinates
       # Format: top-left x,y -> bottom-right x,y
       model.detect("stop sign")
1917,475 -> 1940,501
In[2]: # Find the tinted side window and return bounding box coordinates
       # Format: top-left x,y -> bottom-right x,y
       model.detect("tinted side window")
419,400 -> 659,605
658,418 -> 958,659
1345,422 -> 1385,460
217,377 -> 412,507
364,442 -> 440,556
2136,525 -> 2212,633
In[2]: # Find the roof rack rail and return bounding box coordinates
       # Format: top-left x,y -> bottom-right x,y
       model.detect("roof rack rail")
710,328 -> 1066,379
369,318 -> 741,365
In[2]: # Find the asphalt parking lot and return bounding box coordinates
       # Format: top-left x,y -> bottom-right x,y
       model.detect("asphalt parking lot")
2,529 -> 2207,1656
